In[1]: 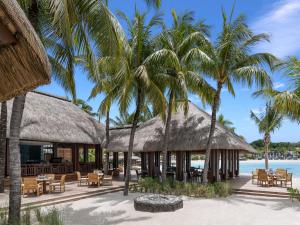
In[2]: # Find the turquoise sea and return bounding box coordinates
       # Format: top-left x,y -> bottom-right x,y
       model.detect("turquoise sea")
191,160 -> 300,177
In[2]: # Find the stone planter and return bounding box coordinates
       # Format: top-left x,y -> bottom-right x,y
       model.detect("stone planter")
134,194 -> 183,212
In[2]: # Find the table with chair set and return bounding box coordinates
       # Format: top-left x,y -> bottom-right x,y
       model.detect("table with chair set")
76,170 -> 114,188
252,168 -> 293,187
22,174 -> 66,197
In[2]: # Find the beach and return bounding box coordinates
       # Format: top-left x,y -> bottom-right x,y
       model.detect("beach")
56,191 -> 300,225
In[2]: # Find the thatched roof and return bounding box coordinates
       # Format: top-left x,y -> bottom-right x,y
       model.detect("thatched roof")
108,101 -> 256,153
0,0 -> 51,102
3,91 -> 105,144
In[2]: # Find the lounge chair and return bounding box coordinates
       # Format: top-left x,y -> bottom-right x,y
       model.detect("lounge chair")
76,171 -> 88,186
88,173 -> 101,187
257,170 -> 272,187
49,175 -> 66,193
22,177 -> 43,197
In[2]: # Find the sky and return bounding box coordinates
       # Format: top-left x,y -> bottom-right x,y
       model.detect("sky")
37,0 -> 300,143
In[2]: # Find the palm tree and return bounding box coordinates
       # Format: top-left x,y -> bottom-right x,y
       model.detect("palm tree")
98,10 -> 166,195
0,101 -> 7,193
250,103 -> 283,169
254,57 -> 300,121
74,99 -> 98,117
110,106 -> 157,127
199,11 -> 277,183
217,114 -> 235,132
145,10 -> 214,181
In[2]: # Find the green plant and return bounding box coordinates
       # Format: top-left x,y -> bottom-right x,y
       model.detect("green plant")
133,177 -> 232,198
287,187 -> 300,202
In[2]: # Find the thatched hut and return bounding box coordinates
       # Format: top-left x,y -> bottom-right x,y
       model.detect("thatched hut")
0,0 -> 51,101
3,91 -> 105,177
108,101 -> 256,181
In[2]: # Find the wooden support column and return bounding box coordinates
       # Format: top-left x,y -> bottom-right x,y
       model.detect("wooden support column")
95,145 -> 100,169
236,151 -> 240,176
154,152 -> 160,177
185,151 -> 191,176
233,150 -> 237,178
229,151 -> 234,178
167,151 -> 171,167
113,152 -> 119,169
224,150 -> 228,180
216,150 -> 220,181
176,151 -> 184,181
124,152 -> 128,177
220,150 -> 225,180
141,152 -> 147,171
148,152 -> 155,177
99,146 -> 103,169
73,144 -> 79,171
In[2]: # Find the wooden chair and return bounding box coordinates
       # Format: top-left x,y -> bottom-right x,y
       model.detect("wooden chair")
257,170 -> 272,187
22,177 -> 43,197
286,173 -> 293,187
88,173 -> 101,187
252,169 -> 259,184
76,171 -> 88,186
103,171 -> 114,186
275,169 -> 287,187
46,174 -> 55,184
49,175 -> 66,193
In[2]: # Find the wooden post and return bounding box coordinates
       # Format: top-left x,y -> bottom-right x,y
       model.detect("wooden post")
141,152 -> 147,171
225,150 -> 228,180
113,152 -> 119,169
154,152 -> 160,177
99,146 -> 103,169
95,145 -> 100,169
220,150 -> 225,180
148,152 -> 155,177
167,151 -> 171,167
229,151 -> 234,178
124,152 -> 128,178
236,151 -> 240,176
176,151 -> 183,181
185,151 -> 191,176
233,150 -> 236,179
216,150 -> 220,181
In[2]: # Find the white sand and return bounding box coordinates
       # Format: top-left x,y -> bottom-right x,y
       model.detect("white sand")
55,191 -> 300,225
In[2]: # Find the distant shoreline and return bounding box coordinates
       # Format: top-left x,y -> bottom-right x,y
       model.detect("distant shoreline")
190,159 -> 300,163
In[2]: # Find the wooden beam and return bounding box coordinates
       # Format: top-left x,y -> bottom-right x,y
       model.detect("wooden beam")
141,152 -> 147,171
224,150 -> 228,180
236,151 -> 240,177
176,151 -> 183,181
148,152 -> 155,177
113,152 -> 119,169
216,150 -> 220,181
167,151 -> 171,167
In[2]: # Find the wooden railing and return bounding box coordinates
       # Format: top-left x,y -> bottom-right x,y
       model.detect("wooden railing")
21,163 -> 74,176
78,162 -> 97,173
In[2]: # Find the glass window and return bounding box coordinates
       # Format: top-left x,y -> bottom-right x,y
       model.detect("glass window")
57,148 -> 72,163
87,147 -> 95,162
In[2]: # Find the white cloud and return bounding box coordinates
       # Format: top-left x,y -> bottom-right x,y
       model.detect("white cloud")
252,0 -> 300,58
273,81 -> 285,89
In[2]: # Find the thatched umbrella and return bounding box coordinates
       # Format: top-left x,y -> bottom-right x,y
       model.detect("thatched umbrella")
0,0 -> 51,101
108,101 -> 256,154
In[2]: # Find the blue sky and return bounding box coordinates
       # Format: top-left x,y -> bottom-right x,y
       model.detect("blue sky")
37,0 -> 300,143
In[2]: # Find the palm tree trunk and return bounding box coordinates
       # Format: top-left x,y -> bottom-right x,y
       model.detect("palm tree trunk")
264,134 -> 270,170
124,88 -> 142,196
203,82 -> 222,184
161,90 -> 174,182
8,94 -> 26,224
103,108 -> 110,174
0,101 -> 7,193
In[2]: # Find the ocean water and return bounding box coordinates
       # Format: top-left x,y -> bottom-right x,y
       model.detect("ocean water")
191,160 -> 300,177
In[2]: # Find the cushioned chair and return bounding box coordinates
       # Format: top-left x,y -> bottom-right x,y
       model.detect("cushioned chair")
22,177 -> 43,197
49,175 -> 66,193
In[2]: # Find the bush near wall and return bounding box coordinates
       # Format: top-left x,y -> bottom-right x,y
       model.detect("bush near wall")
130,177 -> 232,198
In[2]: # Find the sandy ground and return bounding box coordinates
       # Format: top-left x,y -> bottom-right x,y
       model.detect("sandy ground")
53,191 -> 300,225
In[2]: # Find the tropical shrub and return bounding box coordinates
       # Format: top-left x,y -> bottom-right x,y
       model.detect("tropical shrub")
287,187 -> 300,201
130,177 -> 232,198
0,207 -> 63,225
